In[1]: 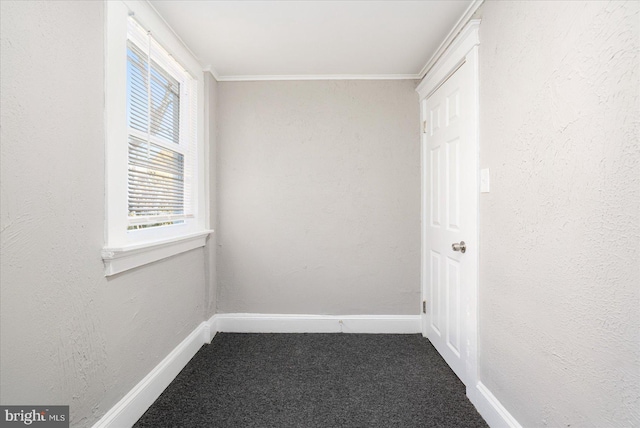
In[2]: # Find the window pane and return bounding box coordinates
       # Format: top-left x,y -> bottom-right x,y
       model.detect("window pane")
150,60 -> 180,145
127,136 -> 184,225
126,42 -> 149,133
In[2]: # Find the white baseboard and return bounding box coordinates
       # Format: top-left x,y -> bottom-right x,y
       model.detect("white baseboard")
212,313 -> 421,334
92,321 -> 214,428
468,382 -> 522,428
93,313 -> 417,427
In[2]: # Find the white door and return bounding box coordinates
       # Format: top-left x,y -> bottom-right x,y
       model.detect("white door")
421,58 -> 478,386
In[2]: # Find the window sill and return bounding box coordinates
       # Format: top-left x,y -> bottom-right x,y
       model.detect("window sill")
101,230 -> 213,276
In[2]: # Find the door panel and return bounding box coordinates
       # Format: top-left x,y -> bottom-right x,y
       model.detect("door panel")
430,147 -> 441,227
447,137 -> 460,230
430,250 -> 441,335
422,61 -> 474,384
446,256 -> 460,356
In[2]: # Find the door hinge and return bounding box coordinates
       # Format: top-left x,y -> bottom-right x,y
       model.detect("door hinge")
422,300 -> 427,314
422,120 -> 428,134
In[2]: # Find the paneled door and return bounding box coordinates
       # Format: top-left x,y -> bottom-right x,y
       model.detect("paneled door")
421,57 -> 478,386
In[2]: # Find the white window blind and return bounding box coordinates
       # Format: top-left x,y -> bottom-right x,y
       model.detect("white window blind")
126,18 -> 197,230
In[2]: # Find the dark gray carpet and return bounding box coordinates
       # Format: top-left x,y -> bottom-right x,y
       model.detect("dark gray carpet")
134,333 -> 487,428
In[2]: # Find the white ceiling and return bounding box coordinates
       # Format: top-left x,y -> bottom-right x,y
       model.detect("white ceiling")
148,0 -> 475,80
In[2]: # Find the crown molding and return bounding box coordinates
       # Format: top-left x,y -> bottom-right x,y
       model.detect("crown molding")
418,0 -> 484,79
144,0 -> 482,83
202,65 -> 221,81
215,74 -> 421,82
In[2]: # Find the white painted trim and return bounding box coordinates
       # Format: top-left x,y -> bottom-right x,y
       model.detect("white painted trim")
92,312 -> 417,427
203,65 -> 221,81
205,313 -> 218,343
102,230 -> 212,276
418,0 -> 484,79
468,382 -> 523,428
216,74 -> 420,82
417,18 -> 481,391
420,95 -> 428,340
92,322 -> 212,428
212,314 -> 421,334
416,19 -> 480,100
467,40 -> 481,405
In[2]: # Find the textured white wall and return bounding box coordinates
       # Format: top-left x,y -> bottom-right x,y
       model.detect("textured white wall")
217,80 -> 420,315
0,2 -> 206,426
477,1 -> 639,426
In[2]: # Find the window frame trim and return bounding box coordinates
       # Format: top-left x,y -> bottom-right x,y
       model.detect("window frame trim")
101,231 -> 210,276
103,0 -> 210,276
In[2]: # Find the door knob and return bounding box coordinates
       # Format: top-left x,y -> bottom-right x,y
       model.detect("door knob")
452,241 -> 466,253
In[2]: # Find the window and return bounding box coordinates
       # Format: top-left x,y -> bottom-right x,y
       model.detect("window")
126,18 -> 196,230
103,1 -> 209,276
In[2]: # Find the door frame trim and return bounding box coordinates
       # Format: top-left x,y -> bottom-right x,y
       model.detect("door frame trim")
416,19 -> 480,391
416,20 -> 481,99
